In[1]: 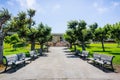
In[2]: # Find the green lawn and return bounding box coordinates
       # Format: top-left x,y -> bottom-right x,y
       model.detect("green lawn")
3,42 -> 120,65
70,43 -> 120,65
3,43 -> 40,56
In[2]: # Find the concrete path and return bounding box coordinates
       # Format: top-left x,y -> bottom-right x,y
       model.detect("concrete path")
0,47 -> 120,80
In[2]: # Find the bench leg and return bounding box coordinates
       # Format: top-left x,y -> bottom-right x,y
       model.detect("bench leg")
4,65 -> 8,72
93,61 -> 96,66
11,63 -> 17,71
111,64 -> 114,71
23,61 -> 25,66
102,64 -> 105,71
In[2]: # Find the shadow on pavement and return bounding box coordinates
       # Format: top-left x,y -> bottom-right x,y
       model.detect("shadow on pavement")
40,54 -> 48,57
88,62 -> 116,73
64,51 -> 73,53
63,47 -> 69,50
1,63 -> 30,74
66,55 -> 80,58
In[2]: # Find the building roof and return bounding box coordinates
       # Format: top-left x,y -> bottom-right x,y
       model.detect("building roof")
52,33 -> 63,36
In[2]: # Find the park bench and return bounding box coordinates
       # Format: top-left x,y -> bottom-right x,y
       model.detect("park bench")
29,50 -> 39,60
3,54 -> 25,71
17,53 -> 31,63
76,50 -> 89,60
88,53 -> 115,71
75,50 -> 80,55
36,48 -> 42,56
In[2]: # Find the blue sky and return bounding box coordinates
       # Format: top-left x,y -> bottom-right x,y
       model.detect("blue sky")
0,0 -> 120,33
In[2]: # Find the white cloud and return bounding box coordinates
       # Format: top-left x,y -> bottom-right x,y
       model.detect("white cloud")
53,4 -> 61,9
16,0 -> 36,9
53,4 -> 61,10
111,2 -> 120,7
93,2 -> 108,14
97,7 -> 108,14
26,0 -> 36,9
16,0 -> 45,14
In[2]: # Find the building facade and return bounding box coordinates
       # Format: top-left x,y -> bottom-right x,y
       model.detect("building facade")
49,33 -> 68,46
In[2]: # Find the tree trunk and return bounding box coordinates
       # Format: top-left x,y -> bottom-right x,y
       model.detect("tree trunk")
101,39 -> 105,52
46,42 -> 48,52
41,44 -> 43,51
117,42 -> 120,47
69,43 -> 72,48
81,42 -> 86,51
31,40 -> 35,50
0,34 -> 3,64
74,44 -> 76,51
40,44 -> 43,56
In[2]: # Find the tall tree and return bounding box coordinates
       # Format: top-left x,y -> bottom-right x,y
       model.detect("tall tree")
89,22 -> 98,42
111,22 -> 120,47
67,20 -> 78,51
94,24 -> 110,51
76,20 -> 92,50
27,9 -> 35,29
10,9 -> 36,50
27,28 -> 37,50
27,9 -> 36,50
37,23 -> 51,51
0,8 -> 11,63
64,29 -> 76,49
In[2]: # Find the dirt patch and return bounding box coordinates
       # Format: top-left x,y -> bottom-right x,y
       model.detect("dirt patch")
114,65 -> 120,73
0,64 -> 5,73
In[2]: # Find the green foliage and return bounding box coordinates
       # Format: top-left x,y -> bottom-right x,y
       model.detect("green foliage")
13,42 -> 27,48
67,20 -> 78,29
4,36 -> 11,44
89,22 -> 98,33
64,29 -> 76,48
111,22 -> 120,47
0,8 -> 11,26
76,20 -> 93,50
66,20 -> 94,50
27,28 -> 37,41
78,20 -> 87,30
27,9 -> 36,29
10,34 -> 20,44
4,33 -> 21,50
27,9 -> 36,18
37,23 -> 52,49
94,24 -> 111,51
89,23 -> 98,40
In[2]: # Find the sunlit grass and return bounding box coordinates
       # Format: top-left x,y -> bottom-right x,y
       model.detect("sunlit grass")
3,43 -> 40,56
70,43 -> 120,65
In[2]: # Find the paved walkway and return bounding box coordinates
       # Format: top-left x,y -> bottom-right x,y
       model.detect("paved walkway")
0,47 -> 120,80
